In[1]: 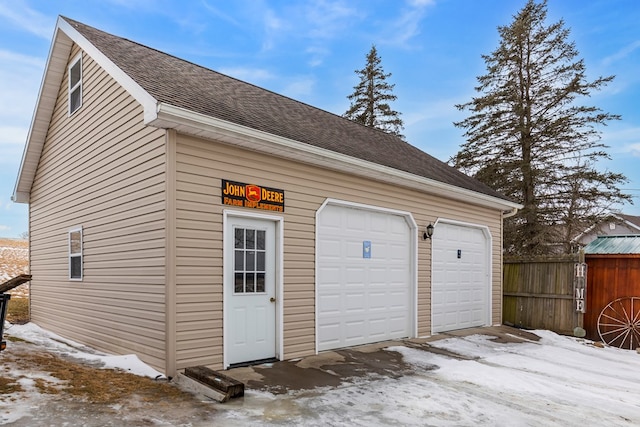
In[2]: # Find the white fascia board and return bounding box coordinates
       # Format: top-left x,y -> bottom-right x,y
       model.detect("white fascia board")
571,213 -> 640,243
12,23 -> 72,203
152,102 -> 522,212
622,217 -> 640,232
12,16 -> 159,204
57,17 -> 158,119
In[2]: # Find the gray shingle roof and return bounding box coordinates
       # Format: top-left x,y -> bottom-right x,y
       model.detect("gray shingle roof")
619,214 -> 640,229
65,17 -> 512,202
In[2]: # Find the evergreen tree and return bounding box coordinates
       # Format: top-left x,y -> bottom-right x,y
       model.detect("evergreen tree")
452,0 -> 630,255
344,45 -> 404,139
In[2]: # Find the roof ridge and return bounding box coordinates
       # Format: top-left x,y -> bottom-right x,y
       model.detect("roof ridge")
60,16 -> 403,143
58,16 -> 514,204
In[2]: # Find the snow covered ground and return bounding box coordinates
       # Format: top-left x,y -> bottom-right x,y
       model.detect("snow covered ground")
213,330 -> 640,426
3,323 -> 640,426
0,238 -> 29,298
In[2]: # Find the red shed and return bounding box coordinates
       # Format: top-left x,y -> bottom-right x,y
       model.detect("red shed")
584,235 -> 640,349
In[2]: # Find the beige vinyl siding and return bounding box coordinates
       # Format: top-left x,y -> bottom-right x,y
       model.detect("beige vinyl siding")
29,45 -> 167,370
175,133 -> 503,370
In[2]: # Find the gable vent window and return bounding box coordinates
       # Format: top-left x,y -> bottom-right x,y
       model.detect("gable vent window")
69,227 -> 83,280
68,55 -> 82,115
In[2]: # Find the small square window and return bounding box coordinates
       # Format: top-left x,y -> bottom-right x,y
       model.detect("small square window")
69,228 -> 83,280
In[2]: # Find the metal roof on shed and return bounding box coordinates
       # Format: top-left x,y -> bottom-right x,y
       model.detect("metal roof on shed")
584,235 -> 640,254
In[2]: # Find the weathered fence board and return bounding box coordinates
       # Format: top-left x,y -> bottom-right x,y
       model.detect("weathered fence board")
503,256 -> 581,335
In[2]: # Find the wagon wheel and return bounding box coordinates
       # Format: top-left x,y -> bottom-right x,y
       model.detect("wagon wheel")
597,297 -> 640,350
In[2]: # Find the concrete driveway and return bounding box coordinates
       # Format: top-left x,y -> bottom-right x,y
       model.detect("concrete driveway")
224,326 -> 540,394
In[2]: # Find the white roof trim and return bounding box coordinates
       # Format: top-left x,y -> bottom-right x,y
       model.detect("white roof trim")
56,18 -> 158,119
622,217 -> 640,231
12,17 -> 157,203
151,103 -> 522,211
12,23 -> 72,203
13,16 -> 520,214
571,213 -> 640,243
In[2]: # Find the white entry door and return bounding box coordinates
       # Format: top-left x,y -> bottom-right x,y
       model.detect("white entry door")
225,216 -> 277,366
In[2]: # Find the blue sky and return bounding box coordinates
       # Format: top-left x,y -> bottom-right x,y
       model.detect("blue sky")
1,0 -> 639,237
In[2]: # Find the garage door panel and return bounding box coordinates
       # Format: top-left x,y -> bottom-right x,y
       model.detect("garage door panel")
390,243 -> 409,260
345,241 -> 363,259
319,295 -> 341,315
318,204 -> 413,351
318,238 -> 342,257
432,222 -> 489,333
389,315 -> 408,333
346,293 -> 366,313
346,211 -> 366,230
319,323 -> 340,347
345,267 -> 366,282
369,292 -> 387,310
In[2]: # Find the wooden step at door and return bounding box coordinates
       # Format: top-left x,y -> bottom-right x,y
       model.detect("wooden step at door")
183,366 -> 245,400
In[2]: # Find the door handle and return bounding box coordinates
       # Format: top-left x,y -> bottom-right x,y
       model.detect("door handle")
270,297 -> 276,303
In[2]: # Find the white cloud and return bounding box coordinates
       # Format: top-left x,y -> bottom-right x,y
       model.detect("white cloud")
305,46 -> 330,67
382,0 -> 436,48
0,126 -> 28,146
304,0 -> 359,39
0,225 -> 10,232
264,8 -> 284,32
0,49 -> 44,121
0,1 -> 53,39
201,1 -> 241,27
602,40 -> 640,66
238,1 -> 360,63
0,49 -> 42,169
0,49 -> 43,68
262,8 -> 287,51
403,95 -> 467,129
217,67 -> 275,85
600,126 -> 640,156
281,76 -> 316,99
408,0 -> 436,6
103,0 -> 162,10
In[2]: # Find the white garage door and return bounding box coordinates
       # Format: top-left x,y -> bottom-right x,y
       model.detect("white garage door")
432,222 -> 490,333
317,203 -> 413,351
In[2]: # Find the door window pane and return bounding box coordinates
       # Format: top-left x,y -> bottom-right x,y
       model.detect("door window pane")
257,230 -> 265,250
232,226 -> 268,294
257,252 -> 265,271
235,228 -> 244,249
246,274 -> 255,293
235,250 -> 244,270
246,229 -> 255,249
256,273 -> 265,293
246,251 -> 255,271
234,273 -> 244,293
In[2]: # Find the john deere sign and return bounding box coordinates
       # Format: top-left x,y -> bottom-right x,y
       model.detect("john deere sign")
221,179 -> 285,212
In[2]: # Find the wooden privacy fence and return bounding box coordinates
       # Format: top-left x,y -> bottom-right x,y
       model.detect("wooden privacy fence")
503,255 -> 582,335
